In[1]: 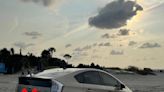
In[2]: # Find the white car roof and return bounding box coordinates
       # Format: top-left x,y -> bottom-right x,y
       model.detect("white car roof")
34,68 -> 98,79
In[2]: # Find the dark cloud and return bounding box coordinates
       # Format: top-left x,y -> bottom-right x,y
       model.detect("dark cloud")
21,0 -> 59,7
110,49 -> 124,55
89,0 -> 143,29
118,29 -> 130,36
139,42 -> 161,48
129,41 -> 137,46
14,42 -> 35,49
24,31 -> 42,39
65,44 -> 72,48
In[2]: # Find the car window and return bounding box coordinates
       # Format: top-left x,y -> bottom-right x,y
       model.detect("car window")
99,72 -> 119,87
75,71 -> 102,85
75,73 -> 84,83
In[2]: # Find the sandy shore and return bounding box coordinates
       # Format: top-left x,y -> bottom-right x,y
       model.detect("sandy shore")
0,74 -> 19,92
0,73 -> 164,92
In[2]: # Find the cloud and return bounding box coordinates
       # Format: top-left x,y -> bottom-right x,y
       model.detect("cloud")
89,0 -> 143,29
129,41 -> 137,46
92,43 -> 97,47
139,42 -> 161,48
21,0 -> 61,7
110,34 -> 117,38
118,29 -> 130,36
110,49 -> 124,55
104,42 -> 111,46
101,33 -> 110,39
24,31 -> 42,39
99,42 -> 111,47
74,44 -> 94,52
14,42 -> 35,49
72,51 -> 88,57
99,43 -> 104,46
101,33 -> 118,39
65,44 -> 72,48
74,48 -> 83,52
82,45 -> 92,50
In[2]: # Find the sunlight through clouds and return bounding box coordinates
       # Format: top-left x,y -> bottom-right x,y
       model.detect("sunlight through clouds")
0,0 -> 164,68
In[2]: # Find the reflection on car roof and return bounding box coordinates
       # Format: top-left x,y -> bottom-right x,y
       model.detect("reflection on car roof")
34,68 -> 96,79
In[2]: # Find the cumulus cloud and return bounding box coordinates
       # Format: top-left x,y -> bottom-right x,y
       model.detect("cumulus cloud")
14,42 -> 35,49
92,43 -> 97,47
118,29 -> 130,36
74,48 -> 83,52
110,49 -> 124,55
89,0 -> 143,29
72,51 -> 88,57
110,34 -> 117,38
101,33 -> 117,39
82,45 -> 92,50
21,0 -> 61,7
65,44 -> 72,48
99,43 -> 104,46
101,33 -> 110,39
104,42 -> 111,46
139,42 -> 161,48
73,44 -> 94,52
24,31 -> 42,39
99,42 -> 111,47
129,41 -> 137,46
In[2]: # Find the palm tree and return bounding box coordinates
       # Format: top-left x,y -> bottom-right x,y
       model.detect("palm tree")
10,48 -> 14,55
64,54 -> 72,59
41,50 -> 51,58
48,47 -> 56,57
0,48 -> 10,59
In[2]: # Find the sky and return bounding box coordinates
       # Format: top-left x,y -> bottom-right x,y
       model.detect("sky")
0,0 -> 164,69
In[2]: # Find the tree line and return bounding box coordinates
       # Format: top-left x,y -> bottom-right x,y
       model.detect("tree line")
0,47 -> 103,74
0,47 -> 158,75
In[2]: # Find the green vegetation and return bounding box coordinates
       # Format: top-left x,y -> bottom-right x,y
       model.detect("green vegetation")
0,48 -> 104,74
105,66 -> 157,75
0,48 -> 157,75
125,66 -> 156,75
0,47 -> 73,74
